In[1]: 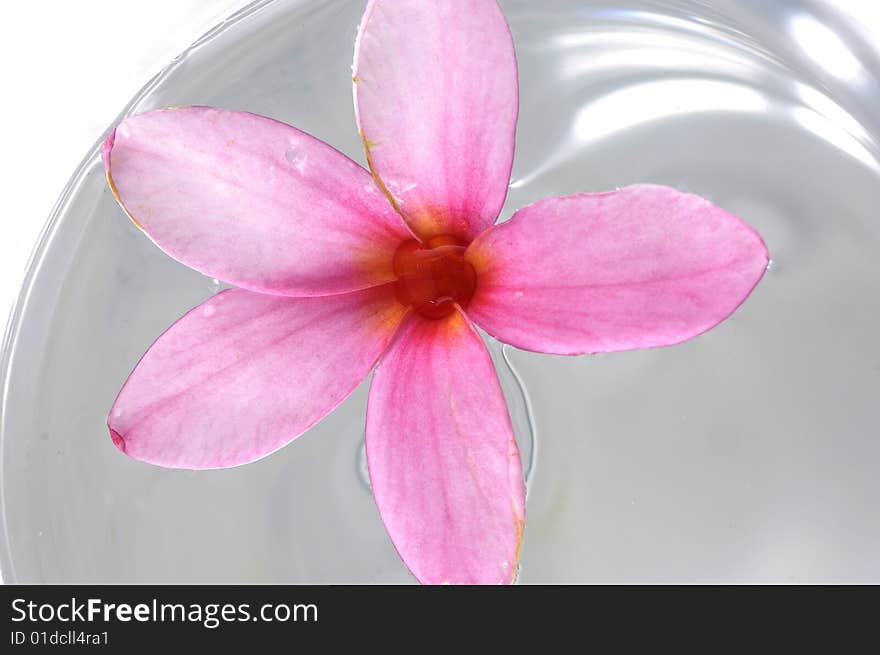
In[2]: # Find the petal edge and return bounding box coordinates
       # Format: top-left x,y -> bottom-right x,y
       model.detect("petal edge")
104,106 -> 411,296
353,0 -> 519,241
466,185 -> 769,355
109,285 -> 407,469
366,310 -> 525,584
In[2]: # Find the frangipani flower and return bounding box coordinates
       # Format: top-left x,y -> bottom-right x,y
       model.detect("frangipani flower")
102,0 -> 768,585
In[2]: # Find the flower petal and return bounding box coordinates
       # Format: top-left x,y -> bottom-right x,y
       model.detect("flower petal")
109,285 -> 407,469
103,106 -> 412,296
366,310 -> 525,585
466,185 -> 769,355
353,0 -> 518,242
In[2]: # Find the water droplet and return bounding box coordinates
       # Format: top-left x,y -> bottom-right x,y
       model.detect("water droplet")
285,145 -> 309,174
203,305 -> 216,318
386,178 -> 418,195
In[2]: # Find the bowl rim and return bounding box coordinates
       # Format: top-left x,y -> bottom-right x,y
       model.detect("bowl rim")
0,0 -> 277,585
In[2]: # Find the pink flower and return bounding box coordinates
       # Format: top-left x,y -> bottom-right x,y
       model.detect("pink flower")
102,0 -> 768,585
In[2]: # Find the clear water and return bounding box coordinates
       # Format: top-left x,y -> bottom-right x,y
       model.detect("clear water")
2,0 -> 879,582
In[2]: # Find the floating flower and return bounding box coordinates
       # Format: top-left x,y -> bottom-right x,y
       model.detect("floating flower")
102,0 -> 768,584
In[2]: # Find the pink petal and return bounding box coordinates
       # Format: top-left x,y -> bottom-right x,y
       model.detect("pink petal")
103,106 -> 412,296
466,185 -> 769,355
366,310 -> 525,585
109,285 -> 407,469
353,0 -> 518,242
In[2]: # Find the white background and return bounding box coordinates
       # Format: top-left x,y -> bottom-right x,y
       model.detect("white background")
0,0 -> 250,333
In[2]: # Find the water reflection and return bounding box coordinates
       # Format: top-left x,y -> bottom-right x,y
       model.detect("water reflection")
574,78 -> 769,140
792,106 -> 879,171
789,13 -> 867,83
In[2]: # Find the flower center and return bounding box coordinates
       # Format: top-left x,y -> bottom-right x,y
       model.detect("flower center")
393,236 -> 477,320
